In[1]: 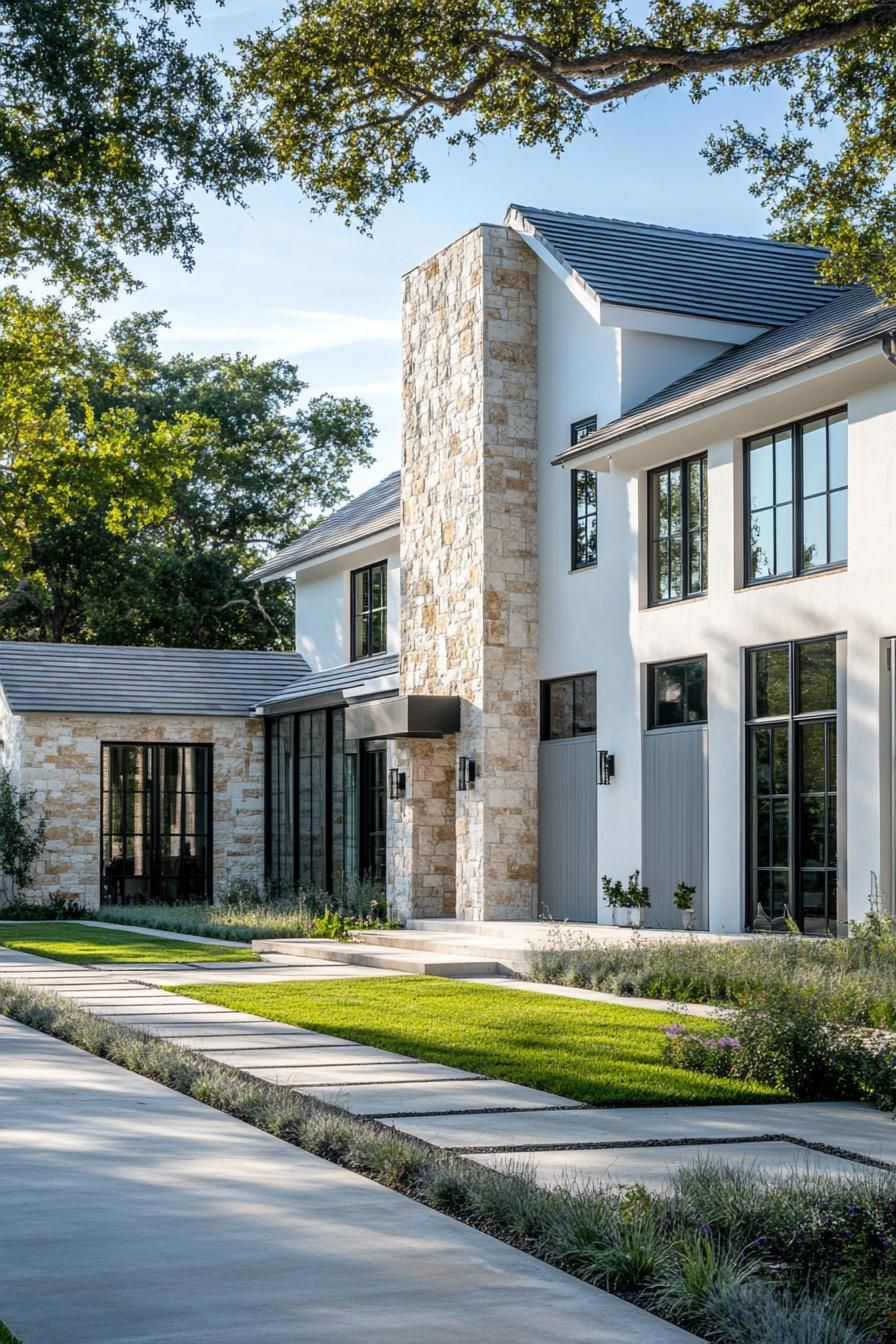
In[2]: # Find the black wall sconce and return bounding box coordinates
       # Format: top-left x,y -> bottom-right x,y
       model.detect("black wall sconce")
388,768 -> 406,800
597,750 -> 615,786
457,756 -> 476,791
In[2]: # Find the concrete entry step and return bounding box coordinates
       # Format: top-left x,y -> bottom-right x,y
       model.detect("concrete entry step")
252,938 -> 506,978
346,928 -> 534,974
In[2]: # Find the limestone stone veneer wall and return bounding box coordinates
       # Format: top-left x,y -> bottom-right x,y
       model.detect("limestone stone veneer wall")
4,710 -> 264,909
398,224 -> 539,920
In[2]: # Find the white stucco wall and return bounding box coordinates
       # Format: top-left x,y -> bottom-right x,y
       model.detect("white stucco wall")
533,245 -> 896,931
293,536 -> 400,671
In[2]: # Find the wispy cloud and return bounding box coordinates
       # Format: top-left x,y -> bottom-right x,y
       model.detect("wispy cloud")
156,309 -> 400,355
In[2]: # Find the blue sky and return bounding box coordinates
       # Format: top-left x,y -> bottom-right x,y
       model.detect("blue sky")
99,1 -> 785,495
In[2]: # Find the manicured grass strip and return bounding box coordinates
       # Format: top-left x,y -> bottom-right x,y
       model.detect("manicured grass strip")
0,922 -> 257,965
176,976 -> 785,1106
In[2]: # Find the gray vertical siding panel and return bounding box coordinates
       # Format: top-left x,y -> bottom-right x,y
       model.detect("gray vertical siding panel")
642,727 -> 708,929
538,736 -> 598,922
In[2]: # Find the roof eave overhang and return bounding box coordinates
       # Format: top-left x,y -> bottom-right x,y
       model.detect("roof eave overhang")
553,340 -> 882,472
249,524 -> 400,585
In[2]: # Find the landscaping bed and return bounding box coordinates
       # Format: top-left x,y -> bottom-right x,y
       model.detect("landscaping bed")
174,975 -> 784,1106
530,918 -> 896,1028
0,922 -> 257,965
0,977 -> 892,1344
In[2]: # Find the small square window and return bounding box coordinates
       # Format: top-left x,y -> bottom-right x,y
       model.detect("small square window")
648,658 -> 707,728
541,674 -> 596,740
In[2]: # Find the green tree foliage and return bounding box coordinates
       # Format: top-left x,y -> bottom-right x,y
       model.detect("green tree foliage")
0,0 -> 267,298
0,302 -> 376,648
236,0 -> 896,294
0,765 -> 46,899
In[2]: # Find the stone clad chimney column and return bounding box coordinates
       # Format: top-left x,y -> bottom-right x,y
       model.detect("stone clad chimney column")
393,224 -> 538,921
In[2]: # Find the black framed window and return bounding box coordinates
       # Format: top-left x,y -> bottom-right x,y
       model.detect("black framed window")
648,453 -> 707,605
541,674 -> 596,740
351,560 -> 388,660
101,743 -> 213,905
745,408 -> 847,583
746,636 -> 841,934
266,706 -> 352,895
571,470 -> 598,569
648,657 -> 707,728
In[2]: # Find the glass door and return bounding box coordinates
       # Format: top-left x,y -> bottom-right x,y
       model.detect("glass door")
360,742 -> 387,885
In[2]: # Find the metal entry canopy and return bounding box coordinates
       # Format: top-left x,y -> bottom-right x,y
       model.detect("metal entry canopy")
345,694 -> 461,740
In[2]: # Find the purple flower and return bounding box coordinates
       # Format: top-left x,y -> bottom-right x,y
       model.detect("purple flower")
663,1023 -> 688,1038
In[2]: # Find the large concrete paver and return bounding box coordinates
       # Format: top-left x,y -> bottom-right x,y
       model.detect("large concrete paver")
204,1044 -> 418,1067
239,1061 -> 485,1086
0,1016 -> 699,1344
471,1140 -> 872,1192
383,1100 -> 896,1162
297,1079 -> 583,1115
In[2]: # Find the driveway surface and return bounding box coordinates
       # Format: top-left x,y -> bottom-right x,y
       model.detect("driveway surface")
0,1014 -> 699,1344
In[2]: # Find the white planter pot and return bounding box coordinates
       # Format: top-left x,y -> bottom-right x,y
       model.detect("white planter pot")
681,910 -> 694,931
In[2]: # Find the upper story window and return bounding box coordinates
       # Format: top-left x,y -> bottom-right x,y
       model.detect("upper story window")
541,673 -> 596,740
571,471 -> 598,570
648,657 -> 707,728
745,408 -> 847,584
569,416 -> 598,572
351,560 -> 387,660
648,453 -> 707,605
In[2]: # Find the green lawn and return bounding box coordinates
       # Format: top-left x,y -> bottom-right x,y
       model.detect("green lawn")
176,976 -> 785,1106
0,922 -> 257,965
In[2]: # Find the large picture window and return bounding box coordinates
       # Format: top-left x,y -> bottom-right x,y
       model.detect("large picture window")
541,674 -> 597,740
745,409 -> 847,583
101,743 -> 212,905
648,453 -> 707,605
351,561 -> 388,660
746,636 -> 842,934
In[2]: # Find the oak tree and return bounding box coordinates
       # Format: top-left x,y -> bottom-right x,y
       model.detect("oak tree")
236,0 -> 896,293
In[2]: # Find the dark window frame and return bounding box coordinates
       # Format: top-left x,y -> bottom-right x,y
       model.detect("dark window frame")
265,706 -> 352,895
647,657 -> 708,730
744,407 -> 848,586
540,673 -> 597,741
647,452 -> 708,606
570,469 -> 598,571
99,740 -> 214,905
745,635 -> 844,934
350,559 -> 388,661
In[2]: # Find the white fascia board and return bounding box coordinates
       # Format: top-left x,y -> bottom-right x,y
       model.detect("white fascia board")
506,209 -> 603,324
599,302 -> 768,346
563,343 -> 880,472
258,525 -> 400,584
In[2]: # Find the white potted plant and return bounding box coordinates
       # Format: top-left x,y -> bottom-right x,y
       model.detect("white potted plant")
673,881 -> 697,930
601,874 -> 624,925
625,870 -> 651,929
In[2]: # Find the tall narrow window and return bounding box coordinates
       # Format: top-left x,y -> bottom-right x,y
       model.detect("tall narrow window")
746,409 -> 847,582
648,453 -> 707,605
351,560 -> 388,659
746,636 -> 841,934
571,470 -> 598,569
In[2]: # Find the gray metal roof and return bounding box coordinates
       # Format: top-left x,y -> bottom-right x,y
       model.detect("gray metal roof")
256,652 -> 399,713
248,472 -> 400,582
0,642 -> 311,716
555,285 -> 896,464
508,205 -> 844,328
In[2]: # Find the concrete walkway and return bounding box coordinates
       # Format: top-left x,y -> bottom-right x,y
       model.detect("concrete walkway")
0,1014 -> 700,1344
2,947 -> 893,1194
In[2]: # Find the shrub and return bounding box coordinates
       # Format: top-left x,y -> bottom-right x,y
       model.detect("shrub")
704,1282 -> 870,1344
648,1236 -> 762,1326
0,766 -> 46,901
0,890 -> 84,920
660,1023 -> 743,1079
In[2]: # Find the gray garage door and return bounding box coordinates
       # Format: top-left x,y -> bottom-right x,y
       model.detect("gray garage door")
641,726 -> 708,929
538,735 -> 598,922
